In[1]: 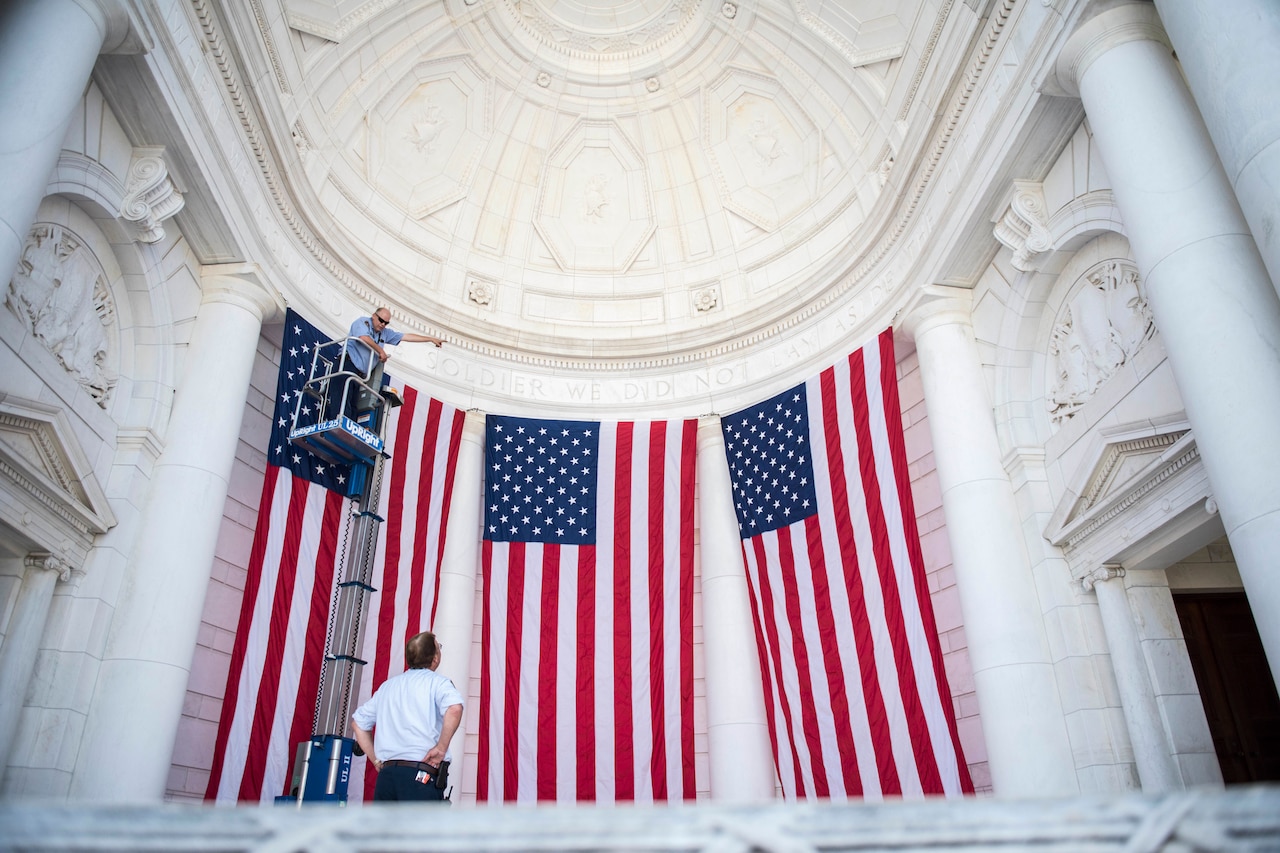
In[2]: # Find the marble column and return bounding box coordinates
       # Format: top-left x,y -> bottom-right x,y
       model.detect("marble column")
1153,0 -> 1280,296
70,266 -> 280,801
0,0 -> 135,290
696,418 -> 776,802
904,298 -> 1078,797
0,553 -> 71,781
1057,4 -> 1280,689
1082,566 -> 1182,793
429,410 -> 484,797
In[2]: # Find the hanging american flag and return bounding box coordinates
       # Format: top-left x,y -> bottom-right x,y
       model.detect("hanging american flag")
722,328 -> 972,800
475,415 -> 698,802
205,308 -> 466,803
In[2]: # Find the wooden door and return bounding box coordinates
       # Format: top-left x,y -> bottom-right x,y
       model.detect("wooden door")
1175,592 -> 1280,783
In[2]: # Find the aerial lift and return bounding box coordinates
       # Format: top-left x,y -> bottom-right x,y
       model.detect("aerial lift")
277,337 -> 400,804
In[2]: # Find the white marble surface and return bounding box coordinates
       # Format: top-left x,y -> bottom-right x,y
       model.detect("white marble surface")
3,786 -> 1280,851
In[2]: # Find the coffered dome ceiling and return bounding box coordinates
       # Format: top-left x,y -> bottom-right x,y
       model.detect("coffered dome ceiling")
223,0 -> 992,373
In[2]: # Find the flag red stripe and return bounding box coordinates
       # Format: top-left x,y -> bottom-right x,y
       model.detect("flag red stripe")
847,346 -> 942,792
239,478 -> 311,801
677,419 -> 697,799
502,542 -> 527,801
476,538 -> 494,802
775,527 -> 831,797
204,464 -> 281,801
429,406 -> 465,626
612,422 -> 635,800
372,387 -> 417,690
405,395 -> 442,639
741,541 -> 783,793
751,535 -> 807,797
876,332 -> 975,793
537,543 -> 561,801
801,512 -> 864,796
280,489 -> 345,796
818,365 -> 901,794
575,545 -> 597,800
646,423 -> 668,800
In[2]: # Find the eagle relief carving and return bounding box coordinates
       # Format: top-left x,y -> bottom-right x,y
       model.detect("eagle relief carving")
1047,260 -> 1155,423
405,102 -> 449,156
582,173 -> 611,223
6,224 -> 117,406
747,117 -> 784,168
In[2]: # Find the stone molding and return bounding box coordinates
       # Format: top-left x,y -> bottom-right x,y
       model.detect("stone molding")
283,0 -> 399,43
1045,423 -> 1214,575
1055,4 -> 1171,97
500,0 -> 701,61
0,397 -> 116,568
120,147 -> 185,244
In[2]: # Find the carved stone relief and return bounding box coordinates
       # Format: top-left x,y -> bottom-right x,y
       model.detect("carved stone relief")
364,59 -> 490,219
534,120 -> 654,272
1047,260 -> 1154,424
467,277 -> 495,308
692,284 -> 720,313
6,224 -> 118,406
704,71 -> 820,231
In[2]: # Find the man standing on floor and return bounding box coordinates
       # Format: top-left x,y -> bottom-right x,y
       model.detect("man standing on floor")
351,631 -> 463,802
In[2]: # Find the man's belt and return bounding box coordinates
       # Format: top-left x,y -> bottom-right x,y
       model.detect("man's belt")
381,759 -> 438,772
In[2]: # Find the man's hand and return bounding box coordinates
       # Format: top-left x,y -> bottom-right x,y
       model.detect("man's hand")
377,347 -> 389,363
424,744 -> 446,766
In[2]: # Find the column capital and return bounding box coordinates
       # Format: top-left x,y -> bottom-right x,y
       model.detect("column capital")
199,263 -> 285,323
697,414 -> 725,446
1081,563 -> 1125,593
76,0 -> 151,54
462,408 -> 486,436
24,552 -> 72,582
1055,4 -> 1170,97
898,286 -> 973,342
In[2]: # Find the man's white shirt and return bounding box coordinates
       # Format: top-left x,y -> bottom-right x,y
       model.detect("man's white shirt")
352,668 -> 463,762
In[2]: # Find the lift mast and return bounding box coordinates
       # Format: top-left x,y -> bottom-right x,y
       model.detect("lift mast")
279,337 -> 397,804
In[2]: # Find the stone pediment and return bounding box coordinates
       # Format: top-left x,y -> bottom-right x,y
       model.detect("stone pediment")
1044,421 -> 1211,570
0,396 -> 115,567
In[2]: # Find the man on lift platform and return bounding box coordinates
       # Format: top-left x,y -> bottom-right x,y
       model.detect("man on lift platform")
343,307 -> 444,427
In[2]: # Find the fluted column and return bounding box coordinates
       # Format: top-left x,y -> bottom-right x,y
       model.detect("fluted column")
1082,566 -> 1182,793
697,417 -> 780,802
0,0 -> 136,289
0,553 -> 71,781
70,266 -> 280,801
1154,0 -> 1280,296
430,409 -> 484,796
1057,4 -> 1280,689
904,297 -> 1078,797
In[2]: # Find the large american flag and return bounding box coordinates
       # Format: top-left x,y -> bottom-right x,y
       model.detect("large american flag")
475,415 -> 699,802
722,328 -> 972,800
205,308 -> 466,803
